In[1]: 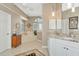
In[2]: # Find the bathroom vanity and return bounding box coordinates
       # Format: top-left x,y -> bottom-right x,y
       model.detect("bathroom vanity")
48,37 -> 79,56
12,34 -> 21,48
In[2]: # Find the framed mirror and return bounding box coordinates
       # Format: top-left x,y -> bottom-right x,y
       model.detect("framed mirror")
69,16 -> 78,29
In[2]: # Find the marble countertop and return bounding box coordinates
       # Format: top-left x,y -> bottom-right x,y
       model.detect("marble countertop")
49,35 -> 79,43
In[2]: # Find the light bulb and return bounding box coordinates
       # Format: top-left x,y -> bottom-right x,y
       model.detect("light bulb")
72,7 -> 75,12
52,12 -> 55,16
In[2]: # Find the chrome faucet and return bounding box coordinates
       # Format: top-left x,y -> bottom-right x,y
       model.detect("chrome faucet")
69,32 -> 75,38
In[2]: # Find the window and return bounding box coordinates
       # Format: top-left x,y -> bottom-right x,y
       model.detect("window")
33,17 -> 43,32
38,23 -> 42,31
49,20 -> 56,29
49,19 -> 62,30
33,22 -> 38,31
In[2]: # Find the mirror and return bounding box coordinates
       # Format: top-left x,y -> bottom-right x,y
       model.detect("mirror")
69,16 -> 78,29
61,3 -> 79,37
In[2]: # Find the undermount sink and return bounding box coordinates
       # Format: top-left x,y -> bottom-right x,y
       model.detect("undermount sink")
64,37 -> 79,43
64,37 -> 73,40
69,40 -> 79,43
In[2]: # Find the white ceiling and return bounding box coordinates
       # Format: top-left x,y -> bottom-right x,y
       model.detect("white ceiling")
15,3 -> 79,17
15,3 -> 43,17
62,3 -> 79,11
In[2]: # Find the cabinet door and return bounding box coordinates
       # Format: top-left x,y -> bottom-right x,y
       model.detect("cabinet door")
48,38 -> 56,56
55,44 -> 67,56
12,35 -> 17,48
17,35 -> 21,46
67,47 -> 79,56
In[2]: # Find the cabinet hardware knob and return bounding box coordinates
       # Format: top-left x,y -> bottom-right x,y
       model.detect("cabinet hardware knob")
66,48 -> 68,50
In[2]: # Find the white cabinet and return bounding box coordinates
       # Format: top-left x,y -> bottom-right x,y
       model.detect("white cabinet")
56,40 -> 79,56
55,43 -> 67,56
48,38 -> 56,56
48,38 -> 79,56
67,47 -> 79,56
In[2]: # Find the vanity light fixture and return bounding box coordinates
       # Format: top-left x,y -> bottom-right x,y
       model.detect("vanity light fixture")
67,3 -> 75,13
72,7 -> 75,12
52,11 -> 55,16
71,3 -> 75,13
52,4 -> 55,16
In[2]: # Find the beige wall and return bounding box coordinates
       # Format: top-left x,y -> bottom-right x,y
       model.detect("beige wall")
42,4 -> 49,46
1,3 -> 29,18
11,14 -> 20,33
42,3 -> 62,46
62,7 -> 79,19
62,6 -> 79,36
0,4 -> 29,35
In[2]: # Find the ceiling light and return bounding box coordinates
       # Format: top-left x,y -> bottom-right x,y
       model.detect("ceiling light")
72,7 -> 75,12
20,16 -> 28,21
52,11 -> 55,16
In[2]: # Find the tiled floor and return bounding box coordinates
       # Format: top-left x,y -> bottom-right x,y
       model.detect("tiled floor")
16,49 -> 46,56
0,40 -> 48,56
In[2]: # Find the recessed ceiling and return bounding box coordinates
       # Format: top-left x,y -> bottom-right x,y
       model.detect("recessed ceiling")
15,3 -> 79,17
62,3 -> 79,11
15,3 -> 43,17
